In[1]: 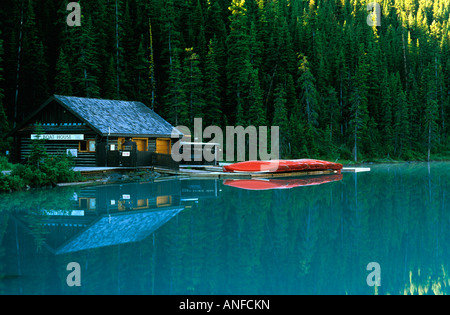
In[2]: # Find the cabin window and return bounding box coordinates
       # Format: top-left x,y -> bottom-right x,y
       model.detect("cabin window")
132,138 -> 148,152
135,199 -> 149,210
79,198 -> 96,210
118,137 -> 125,150
89,140 -> 96,152
156,138 -> 171,155
156,195 -> 172,207
79,139 -> 96,152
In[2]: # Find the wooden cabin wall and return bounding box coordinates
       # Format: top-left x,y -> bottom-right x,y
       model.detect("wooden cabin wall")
19,135 -> 98,167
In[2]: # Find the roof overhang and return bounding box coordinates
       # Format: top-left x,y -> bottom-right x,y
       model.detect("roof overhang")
8,95 -> 184,139
8,95 -> 103,137
102,132 -> 184,138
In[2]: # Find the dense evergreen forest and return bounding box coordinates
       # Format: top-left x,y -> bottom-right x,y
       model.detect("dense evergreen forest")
0,0 -> 450,161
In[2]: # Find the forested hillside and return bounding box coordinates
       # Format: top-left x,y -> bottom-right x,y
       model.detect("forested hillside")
0,0 -> 449,161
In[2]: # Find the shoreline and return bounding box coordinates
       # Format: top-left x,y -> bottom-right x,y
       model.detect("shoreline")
2,159 -> 450,192
45,159 -> 450,188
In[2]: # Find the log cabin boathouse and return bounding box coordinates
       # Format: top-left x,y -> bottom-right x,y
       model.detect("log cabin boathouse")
11,95 -> 183,168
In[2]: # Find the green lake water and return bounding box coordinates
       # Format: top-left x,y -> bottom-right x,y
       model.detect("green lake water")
1,162 -> 450,295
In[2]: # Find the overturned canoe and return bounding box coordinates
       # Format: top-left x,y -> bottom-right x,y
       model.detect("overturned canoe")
222,159 -> 343,173
223,174 -> 343,191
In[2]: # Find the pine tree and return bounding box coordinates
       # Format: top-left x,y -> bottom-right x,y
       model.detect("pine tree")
68,15 -> 100,98
148,18 -> 156,110
348,52 -> 369,162
321,86 -> 339,156
247,67 -> 265,127
28,123 -> 48,169
0,31 -> 9,143
183,48 -> 205,127
203,39 -> 222,126
424,66 -> 439,161
298,55 -> 319,128
103,55 -> 117,100
226,0 -> 252,125
380,69 -> 394,156
191,0 -> 207,60
392,73 -> 410,158
160,0 -> 182,70
114,0 -> 124,99
20,0 -> 49,115
272,84 -> 289,157
205,0 -> 227,69
163,53 -> 188,127
132,37 -> 150,104
85,0 -> 111,99
289,111 -> 308,157
54,48 -> 73,95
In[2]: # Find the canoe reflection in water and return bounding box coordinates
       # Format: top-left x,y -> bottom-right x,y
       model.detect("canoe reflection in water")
223,174 -> 343,191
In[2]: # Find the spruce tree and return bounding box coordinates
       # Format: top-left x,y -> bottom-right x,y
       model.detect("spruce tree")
103,55 -> 118,100
226,0 -> 252,125
272,84 -> 289,157
203,39 -> 222,126
183,48 -> 205,127
54,48 -> 73,95
424,66 -> 440,161
148,19 -> 156,110
247,67 -> 265,127
298,55 -> 318,128
348,52 -> 369,162
132,37 -> 150,104
0,31 -> 9,144
163,53 -> 188,127
380,69 -> 394,156
69,15 -> 100,98
20,0 -> 49,114
392,73 -> 410,158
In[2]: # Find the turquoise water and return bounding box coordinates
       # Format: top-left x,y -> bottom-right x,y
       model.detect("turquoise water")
1,162 -> 450,295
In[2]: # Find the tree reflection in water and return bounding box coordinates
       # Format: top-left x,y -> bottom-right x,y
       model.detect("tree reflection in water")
1,163 -> 450,295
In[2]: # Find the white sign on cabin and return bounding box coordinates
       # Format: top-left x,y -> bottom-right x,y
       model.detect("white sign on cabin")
31,134 -> 84,141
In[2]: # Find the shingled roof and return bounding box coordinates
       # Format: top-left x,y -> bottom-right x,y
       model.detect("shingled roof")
56,95 -> 182,137
14,95 -> 182,138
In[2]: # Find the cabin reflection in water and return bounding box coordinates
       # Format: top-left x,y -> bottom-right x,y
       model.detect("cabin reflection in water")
21,179 -> 219,255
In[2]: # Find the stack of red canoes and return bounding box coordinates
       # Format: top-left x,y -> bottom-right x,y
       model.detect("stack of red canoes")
222,159 -> 343,174
223,174 -> 343,191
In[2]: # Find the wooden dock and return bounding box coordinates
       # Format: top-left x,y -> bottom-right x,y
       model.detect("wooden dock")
73,166 -> 154,176
341,167 -> 371,173
155,165 -> 339,179
72,165 -> 370,179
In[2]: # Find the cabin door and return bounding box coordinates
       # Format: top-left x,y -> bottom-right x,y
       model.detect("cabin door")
132,138 -> 148,152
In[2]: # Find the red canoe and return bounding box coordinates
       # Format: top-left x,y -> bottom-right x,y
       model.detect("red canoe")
222,159 -> 343,173
223,174 -> 343,191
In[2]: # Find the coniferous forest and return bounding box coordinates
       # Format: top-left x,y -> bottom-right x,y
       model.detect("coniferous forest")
0,0 -> 450,162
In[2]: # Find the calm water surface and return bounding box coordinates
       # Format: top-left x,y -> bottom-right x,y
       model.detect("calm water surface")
1,162 -> 450,295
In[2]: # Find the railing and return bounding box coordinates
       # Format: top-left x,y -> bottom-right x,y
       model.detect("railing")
136,151 -> 152,167
151,153 -> 180,171
97,143 -> 179,170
